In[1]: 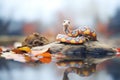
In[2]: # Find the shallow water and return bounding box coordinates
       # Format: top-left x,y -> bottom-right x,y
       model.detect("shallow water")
0,59 -> 115,80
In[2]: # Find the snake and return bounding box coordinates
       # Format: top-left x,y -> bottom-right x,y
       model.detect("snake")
56,20 -> 97,44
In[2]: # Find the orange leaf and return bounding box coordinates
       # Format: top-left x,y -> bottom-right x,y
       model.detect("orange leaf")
37,52 -> 51,63
39,57 -> 51,63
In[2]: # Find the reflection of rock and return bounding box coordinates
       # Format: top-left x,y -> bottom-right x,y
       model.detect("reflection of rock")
22,33 -> 49,47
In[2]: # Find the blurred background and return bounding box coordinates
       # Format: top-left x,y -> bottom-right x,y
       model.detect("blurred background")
0,0 -> 120,46
0,0 -> 120,80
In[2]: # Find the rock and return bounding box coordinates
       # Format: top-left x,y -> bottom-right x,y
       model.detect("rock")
22,33 -> 49,47
32,41 -> 116,63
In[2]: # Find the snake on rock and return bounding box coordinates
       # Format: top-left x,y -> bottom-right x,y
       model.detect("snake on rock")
56,20 -> 97,44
